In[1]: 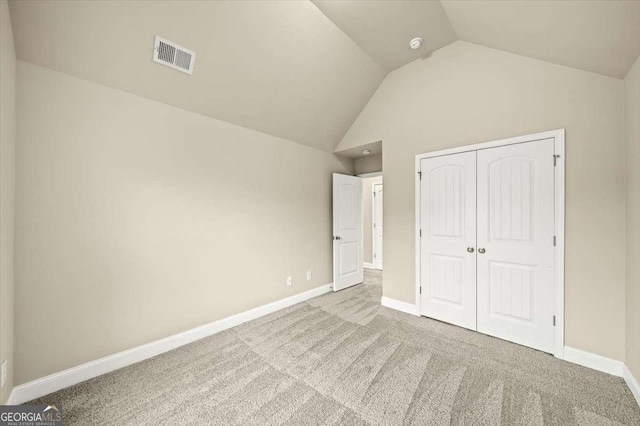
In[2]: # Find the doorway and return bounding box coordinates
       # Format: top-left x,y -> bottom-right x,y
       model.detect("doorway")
332,172 -> 383,292
415,129 -> 565,357
362,175 -> 383,271
373,181 -> 383,270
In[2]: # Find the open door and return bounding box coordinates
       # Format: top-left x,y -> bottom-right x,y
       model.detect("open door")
333,173 -> 363,291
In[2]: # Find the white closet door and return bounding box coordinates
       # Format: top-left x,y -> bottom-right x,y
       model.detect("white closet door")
476,139 -> 555,353
420,152 -> 477,330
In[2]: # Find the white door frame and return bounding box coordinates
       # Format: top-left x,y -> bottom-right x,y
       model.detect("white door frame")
414,129 -> 565,359
358,172 -> 383,270
373,181 -> 383,270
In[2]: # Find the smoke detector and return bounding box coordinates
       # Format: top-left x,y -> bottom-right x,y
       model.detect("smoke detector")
153,36 -> 196,75
409,37 -> 423,50
362,149 -> 371,156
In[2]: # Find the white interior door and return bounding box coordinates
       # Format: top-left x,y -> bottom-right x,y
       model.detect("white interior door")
333,173 -> 363,291
476,139 -> 556,353
420,152 -> 477,330
373,183 -> 383,270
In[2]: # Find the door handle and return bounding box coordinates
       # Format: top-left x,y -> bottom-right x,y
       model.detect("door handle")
478,248 -> 486,254
334,236 -> 341,240
467,247 -> 474,253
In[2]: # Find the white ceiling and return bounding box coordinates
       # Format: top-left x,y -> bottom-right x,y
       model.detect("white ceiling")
8,0 -> 385,153
442,0 -> 640,79
312,1 -> 456,71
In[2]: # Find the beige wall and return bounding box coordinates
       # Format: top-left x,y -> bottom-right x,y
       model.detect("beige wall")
338,41 -> 626,361
361,176 -> 382,265
0,0 -> 15,404
625,56 -> 640,380
14,61 -> 352,384
355,154 -> 382,175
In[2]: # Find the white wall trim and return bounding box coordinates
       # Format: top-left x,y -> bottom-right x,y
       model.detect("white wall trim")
623,365 -> 640,407
414,129 -> 566,160
381,296 -> 419,316
373,180 -> 383,270
361,175 -> 383,271
553,131 -> 566,359
414,154 -> 422,322
7,283 -> 333,405
415,129 -> 566,359
563,346 -> 624,377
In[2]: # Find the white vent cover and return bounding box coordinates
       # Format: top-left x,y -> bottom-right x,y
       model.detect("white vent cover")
152,36 -> 195,75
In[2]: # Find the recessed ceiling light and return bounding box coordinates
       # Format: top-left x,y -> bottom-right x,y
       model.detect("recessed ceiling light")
362,149 -> 371,156
409,37 -> 423,50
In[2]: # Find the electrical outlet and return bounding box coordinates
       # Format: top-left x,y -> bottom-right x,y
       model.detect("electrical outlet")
286,276 -> 293,286
1,360 -> 7,387
306,271 -> 312,281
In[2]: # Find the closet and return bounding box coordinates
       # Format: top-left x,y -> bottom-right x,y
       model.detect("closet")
418,136 -> 559,354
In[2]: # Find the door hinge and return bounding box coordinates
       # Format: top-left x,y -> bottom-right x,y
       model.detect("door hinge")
374,253 -> 376,258
419,229 -> 422,237
418,171 -> 422,180
553,315 -> 556,326
553,236 -> 557,246
420,287 -> 422,295
553,155 -> 560,167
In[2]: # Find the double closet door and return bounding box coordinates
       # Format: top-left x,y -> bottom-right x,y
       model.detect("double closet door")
420,139 -> 556,354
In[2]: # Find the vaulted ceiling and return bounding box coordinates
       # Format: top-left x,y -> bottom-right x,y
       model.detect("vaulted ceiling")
441,0 -> 640,79
314,0 -> 639,80
312,0 -> 457,71
8,0 -> 640,155
8,0 -> 386,153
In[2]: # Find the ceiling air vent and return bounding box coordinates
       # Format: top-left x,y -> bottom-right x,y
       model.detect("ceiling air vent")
152,36 -> 195,75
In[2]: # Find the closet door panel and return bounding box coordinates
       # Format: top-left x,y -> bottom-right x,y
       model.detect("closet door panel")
476,139 -> 556,353
420,152 -> 477,330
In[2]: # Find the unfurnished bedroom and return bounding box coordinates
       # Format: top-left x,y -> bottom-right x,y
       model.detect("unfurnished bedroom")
0,1 -> 639,425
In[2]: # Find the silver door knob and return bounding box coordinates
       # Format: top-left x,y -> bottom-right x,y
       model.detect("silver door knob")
467,247 -> 474,253
478,248 -> 486,254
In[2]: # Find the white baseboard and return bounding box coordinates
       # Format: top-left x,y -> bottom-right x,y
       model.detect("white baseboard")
363,262 -> 375,269
6,389 -> 18,405
8,283 -> 333,405
623,364 -> 640,407
381,296 -> 419,316
563,346 -> 624,377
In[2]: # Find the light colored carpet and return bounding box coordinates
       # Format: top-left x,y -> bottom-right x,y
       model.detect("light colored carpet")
30,269 -> 640,425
